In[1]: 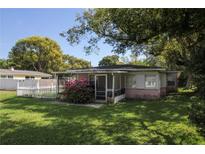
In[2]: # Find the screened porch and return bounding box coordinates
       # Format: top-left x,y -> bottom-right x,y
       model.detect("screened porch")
90,73 -> 126,103
55,72 -> 126,103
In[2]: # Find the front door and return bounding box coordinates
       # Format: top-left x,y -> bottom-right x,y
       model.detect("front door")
95,75 -> 107,102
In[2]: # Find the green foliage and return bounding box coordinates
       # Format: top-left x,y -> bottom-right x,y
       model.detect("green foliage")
62,8 -> 205,98
7,36 -> 91,72
1,91 -> 204,144
190,43 -> 205,98
126,53 -> 148,66
0,59 -> 10,69
8,36 -> 64,73
0,59 -> 15,69
98,55 -> 122,66
61,9 -> 204,55
189,99 -> 205,136
143,55 -> 166,67
62,80 -> 94,104
62,54 -> 91,70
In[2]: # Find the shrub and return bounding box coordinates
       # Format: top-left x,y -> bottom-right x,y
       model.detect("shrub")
62,79 -> 94,104
189,99 -> 205,136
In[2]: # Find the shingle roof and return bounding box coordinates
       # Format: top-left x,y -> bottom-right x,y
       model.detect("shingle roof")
92,64 -> 163,69
53,64 -> 165,74
0,69 -> 52,77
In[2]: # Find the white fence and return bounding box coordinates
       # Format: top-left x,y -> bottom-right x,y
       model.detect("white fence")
16,79 -> 57,99
0,79 -> 18,90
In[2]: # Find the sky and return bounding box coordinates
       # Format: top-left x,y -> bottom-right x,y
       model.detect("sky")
0,8 -> 130,66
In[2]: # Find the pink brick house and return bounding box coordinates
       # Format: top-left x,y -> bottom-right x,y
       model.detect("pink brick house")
54,65 -> 178,103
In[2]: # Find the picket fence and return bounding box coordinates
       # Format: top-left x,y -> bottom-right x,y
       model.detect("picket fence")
16,79 -> 57,99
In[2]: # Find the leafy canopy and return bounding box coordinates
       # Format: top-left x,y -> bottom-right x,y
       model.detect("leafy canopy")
0,59 -> 14,69
61,8 -> 205,55
98,55 -> 123,66
62,54 -> 91,70
62,8 -> 205,97
8,36 -> 91,73
9,36 -> 64,73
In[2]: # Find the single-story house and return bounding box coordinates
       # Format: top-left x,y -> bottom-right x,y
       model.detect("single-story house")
54,65 -> 178,103
0,68 -> 52,80
0,68 -> 52,90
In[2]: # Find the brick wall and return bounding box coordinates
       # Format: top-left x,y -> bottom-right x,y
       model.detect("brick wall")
78,74 -> 89,80
125,88 -> 161,99
160,87 -> 167,97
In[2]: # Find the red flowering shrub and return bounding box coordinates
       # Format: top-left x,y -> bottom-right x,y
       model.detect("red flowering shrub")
63,79 -> 94,103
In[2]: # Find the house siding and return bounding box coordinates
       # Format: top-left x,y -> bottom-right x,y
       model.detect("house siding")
126,71 -> 160,89
160,73 -> 167,96
125,71 -> 161,99
125,88 -> 160,99
78,74 -> 89,80
160,87 -> 167,97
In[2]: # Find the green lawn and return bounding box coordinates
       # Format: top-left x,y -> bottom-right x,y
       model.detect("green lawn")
0,90 -> 204,145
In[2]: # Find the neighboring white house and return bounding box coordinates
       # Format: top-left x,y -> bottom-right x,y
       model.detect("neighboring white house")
0,68 -> 52,90
0,68 -> 52,80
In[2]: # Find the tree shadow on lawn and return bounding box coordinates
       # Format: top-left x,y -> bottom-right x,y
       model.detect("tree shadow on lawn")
0,115 -> 106,144
0,93 -> 204,145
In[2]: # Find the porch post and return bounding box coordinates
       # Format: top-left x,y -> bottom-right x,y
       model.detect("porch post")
112,73 -> 115,101
94,75 -> 96,101
120,74 -> 121,90
57,75 -> 59,94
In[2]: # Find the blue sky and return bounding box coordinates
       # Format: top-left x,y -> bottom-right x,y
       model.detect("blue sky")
0,8 -> 130,66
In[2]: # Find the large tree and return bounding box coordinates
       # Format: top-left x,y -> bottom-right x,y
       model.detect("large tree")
98,55 -> 122,66
62,54 -> 91,70
0,59 -> 11,69
190,40 -> 205,98
61,8 -> 205,97
61,9 -> 204,54
9,36 -> 64,73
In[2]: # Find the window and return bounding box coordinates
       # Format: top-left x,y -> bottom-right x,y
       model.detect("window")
0,75 -> 7,78
126,75 -> 137,88
145,75 -> 157,88
167,81 -> 175,86
167,74 -> 176,86
8,75 -> 13,79
25,76 -> 35,79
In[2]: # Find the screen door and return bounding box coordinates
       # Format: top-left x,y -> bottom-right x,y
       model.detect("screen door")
95,75 -> 106,101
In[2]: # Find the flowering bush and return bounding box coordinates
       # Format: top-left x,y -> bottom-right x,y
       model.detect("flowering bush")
62,79 -> 94,104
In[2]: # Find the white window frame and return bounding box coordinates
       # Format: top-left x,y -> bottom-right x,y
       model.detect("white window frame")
8,75 -> 13,79
95,74 -> 107,102
0,75 -> 7,79
145,75 -> 157,89
126,74 -> 136,88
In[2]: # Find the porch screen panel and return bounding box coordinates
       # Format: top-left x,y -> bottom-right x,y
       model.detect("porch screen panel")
107,74 -> 113,89
121,75 -> 125,88
114,75 -> 120,90
96,76 -> 106,100
96,76 -> 105,91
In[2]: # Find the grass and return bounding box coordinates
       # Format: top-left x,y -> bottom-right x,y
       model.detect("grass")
0,90 -> 204,145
